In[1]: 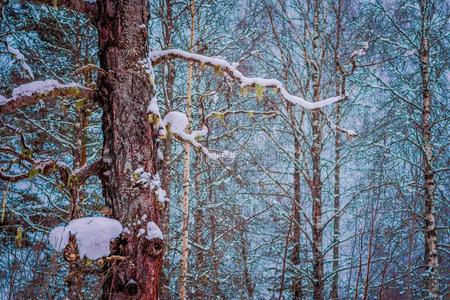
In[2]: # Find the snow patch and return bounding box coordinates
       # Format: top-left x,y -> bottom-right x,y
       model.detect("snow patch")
137,228 -> 145,237
147,96 -> 160,116
49,217 -> 123,260
134,168 -> 169,203
146,221 -> 163,240
162,111 -> 188,134
0,95 -> 7,105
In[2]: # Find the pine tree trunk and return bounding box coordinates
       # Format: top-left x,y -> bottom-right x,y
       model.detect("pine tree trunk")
96,1 -> 163,298
419,2 -> 438,297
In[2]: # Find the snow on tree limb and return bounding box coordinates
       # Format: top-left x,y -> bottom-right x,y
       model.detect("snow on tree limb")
0,80 -> 95,114
157,111 -> 234,160
150,49 -> 345,110
6,43 -> 34,80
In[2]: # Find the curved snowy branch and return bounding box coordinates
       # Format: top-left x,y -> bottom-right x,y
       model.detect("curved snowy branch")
159,111 -> 234,160
150,49 -> 345,110
178,131 -> 234,160
0,80 -> 95,114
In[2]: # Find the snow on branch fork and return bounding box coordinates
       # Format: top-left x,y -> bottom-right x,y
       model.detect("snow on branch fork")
150,49 -> 346,110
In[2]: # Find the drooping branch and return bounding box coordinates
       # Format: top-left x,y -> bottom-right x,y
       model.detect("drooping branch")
0,80 -> 95,114
150,49 -> 345,110
30,0 -> 97,20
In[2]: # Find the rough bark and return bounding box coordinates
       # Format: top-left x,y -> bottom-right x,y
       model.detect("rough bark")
419,1 -> 438,297
311,1 -> 324,299
331,2 -> 342,298
96,1 -> 163,299
193,154 -> 207,298
289,102 -> 303,300
331,111 -> 341,300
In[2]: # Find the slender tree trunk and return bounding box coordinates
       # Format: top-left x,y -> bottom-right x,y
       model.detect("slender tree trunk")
66,53 -> 92,298
159,0 -> 175,297
241,224 -> 254,299
419,2 -> 438,298
288,103 -> 303,300
179,1 -> 195,298
331,2 -> 343,299
311,1 -> 324,299
193,153 -> 207,298
96,1 -> 163,298
0,0 -> 4,24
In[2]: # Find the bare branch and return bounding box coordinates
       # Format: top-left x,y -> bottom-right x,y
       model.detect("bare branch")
205,110 -> 278,120
73,159 -> 103,182
0,158 -> 70,183
30,0 -> 97,19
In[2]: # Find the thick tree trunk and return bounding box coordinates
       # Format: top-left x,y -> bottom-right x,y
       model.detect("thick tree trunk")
420,4 -> 438,297
96,1 -> 163,299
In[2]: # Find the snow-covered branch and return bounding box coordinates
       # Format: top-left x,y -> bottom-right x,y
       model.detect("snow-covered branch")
6,43 -> 34,80
150,49 -> 345,110
158,111 -> 235,160
321,111 -> 357,138
0,80 -> 95,114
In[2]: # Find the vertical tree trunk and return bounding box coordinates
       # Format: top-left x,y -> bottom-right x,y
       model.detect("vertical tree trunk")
180,1 -> 195,298
193,153 -> 207,298
311,1 -> 324,299
331,2 -> 342,298
331,106 -> 341,300
289,103 -> 303,300
241,224 -> 254,299
67,50 -> 92,297
160,0 -> 175,297
419,1 -> 438,297
96,1 -> 163,298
